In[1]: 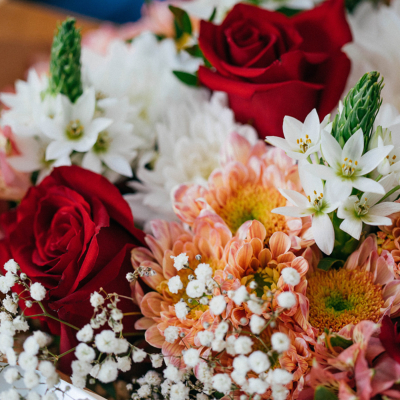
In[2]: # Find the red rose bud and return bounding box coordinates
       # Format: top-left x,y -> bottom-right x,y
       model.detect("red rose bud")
0,166 -> 147,373
198,0 -> 352,139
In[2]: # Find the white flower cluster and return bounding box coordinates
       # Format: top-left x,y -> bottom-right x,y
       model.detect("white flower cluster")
267,108 -> 400,255
149,253 -> 296,399
1,32 -> 202,183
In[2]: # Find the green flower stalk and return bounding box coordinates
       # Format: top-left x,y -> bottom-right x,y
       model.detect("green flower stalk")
331,71 -> 383,150
48,17 -> 83,103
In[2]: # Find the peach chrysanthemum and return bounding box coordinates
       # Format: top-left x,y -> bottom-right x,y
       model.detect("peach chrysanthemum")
172,134 -> 313,250
306,235 -> 400,335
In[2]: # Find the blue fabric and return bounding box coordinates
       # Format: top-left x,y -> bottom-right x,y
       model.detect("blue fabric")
34,0 -> 146,23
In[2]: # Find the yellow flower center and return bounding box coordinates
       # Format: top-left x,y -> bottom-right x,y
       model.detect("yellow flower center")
242,266 -> 280,300
307,269 -> 384,333
65,119 -> 84,140
158,258 -> 224,321
216,183 -> 287,240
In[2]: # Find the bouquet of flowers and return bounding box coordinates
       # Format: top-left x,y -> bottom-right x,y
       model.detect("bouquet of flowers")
1,0 -> 400,399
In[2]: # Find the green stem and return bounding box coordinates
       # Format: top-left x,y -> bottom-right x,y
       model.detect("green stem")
376,174 -> 383,181
376,184 -> 400,204
35,301 -> 80,330
56,347 -> 76,360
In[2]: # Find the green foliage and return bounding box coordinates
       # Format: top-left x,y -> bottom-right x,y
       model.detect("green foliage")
169,5 -> 192,39
314,386 -> 338,400
330,334 -> 353,349
48,17 -> 83,103
331,71 -> 383,150
346,0 -> 388,13
318,258 -> 344,271
173,71 -> 199,86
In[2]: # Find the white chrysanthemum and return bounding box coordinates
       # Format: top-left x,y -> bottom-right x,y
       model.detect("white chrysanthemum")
30,282 -> 46,301
168,275 -> 183,294
76,324 -> 94,343
212,373 -> 232,394
277,291 -> 297,309
232,355 -> 250,375
180,0 -> 318,22
82,33 -> 202,154
281,267 -> 301,286
271,332 -> 291,353
344,1 -> 400,111
164,326 -> 180,343
170,253 -> 189,271
125,91 -> 257,225
175,301 -> 189,320
209,295 -> 226,315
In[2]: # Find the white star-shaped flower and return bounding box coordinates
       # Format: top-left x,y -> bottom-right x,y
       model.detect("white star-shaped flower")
266,109 -> 330,160
304,129 -> 393,200
40,88 -> 112,162
272,164 -> 342,255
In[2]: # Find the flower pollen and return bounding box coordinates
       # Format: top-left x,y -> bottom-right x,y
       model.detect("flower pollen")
341,158 -> 357,177
307,269 -> 384,332
65,119 -> 84,140
93,131 -> 112,153
217,183 -> 287,239
297,135 -> 312,153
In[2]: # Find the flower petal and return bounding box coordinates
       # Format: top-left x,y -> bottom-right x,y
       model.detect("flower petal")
342,128 -> 363,165
278,188 -> 309,208
298,165 -> 324,198
82,151 -> 102,174
45,140 -> 71,161
272,206 -> 313,217
312,213 -> 334,255
340,217 -> 362,240
302,108 -> 320,144
321,130 -> 342,169
283,116 -> 303,148
361,215 -> 392,226
265,136 -> 294,154
102,153 -> 133,177
368,202 -> 400,217
358,145 -> 394,175
302,164 -> 338,182
337,196 -> 359,220
352,177 -> 385,194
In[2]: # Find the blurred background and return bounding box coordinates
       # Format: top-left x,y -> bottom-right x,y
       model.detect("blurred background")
0,0 -> 147,89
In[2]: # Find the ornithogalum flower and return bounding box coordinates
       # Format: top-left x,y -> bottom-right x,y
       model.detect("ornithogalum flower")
273,165 -> 342,255
304,129 -> 392,200
337,175 -> 400,239
265,109 -> 330,160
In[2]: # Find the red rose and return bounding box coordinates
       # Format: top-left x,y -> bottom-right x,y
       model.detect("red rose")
198,0 -> 352,138
0,166 -> 146,372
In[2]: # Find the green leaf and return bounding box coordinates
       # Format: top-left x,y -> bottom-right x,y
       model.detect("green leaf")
173,70 -> 199,86
314,386 -> 338,400
208,7 -> 217,22
330,334 -> 353,349
169,5 -> 192,36
184,45 -> 212,68
275,7 -> 302,16
318,258 -> 344,271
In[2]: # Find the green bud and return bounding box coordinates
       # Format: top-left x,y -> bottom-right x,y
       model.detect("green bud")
331,71 -> 384,152
48,17 -> 83,103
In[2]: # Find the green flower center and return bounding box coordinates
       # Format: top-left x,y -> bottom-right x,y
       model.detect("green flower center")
324,291 -> 354,313
66,119 -> 84,140
93,131 -> 111,154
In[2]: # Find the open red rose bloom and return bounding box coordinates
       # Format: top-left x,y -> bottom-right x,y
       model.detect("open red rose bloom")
0,166 -> 146,372
198,0 -> 352,138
